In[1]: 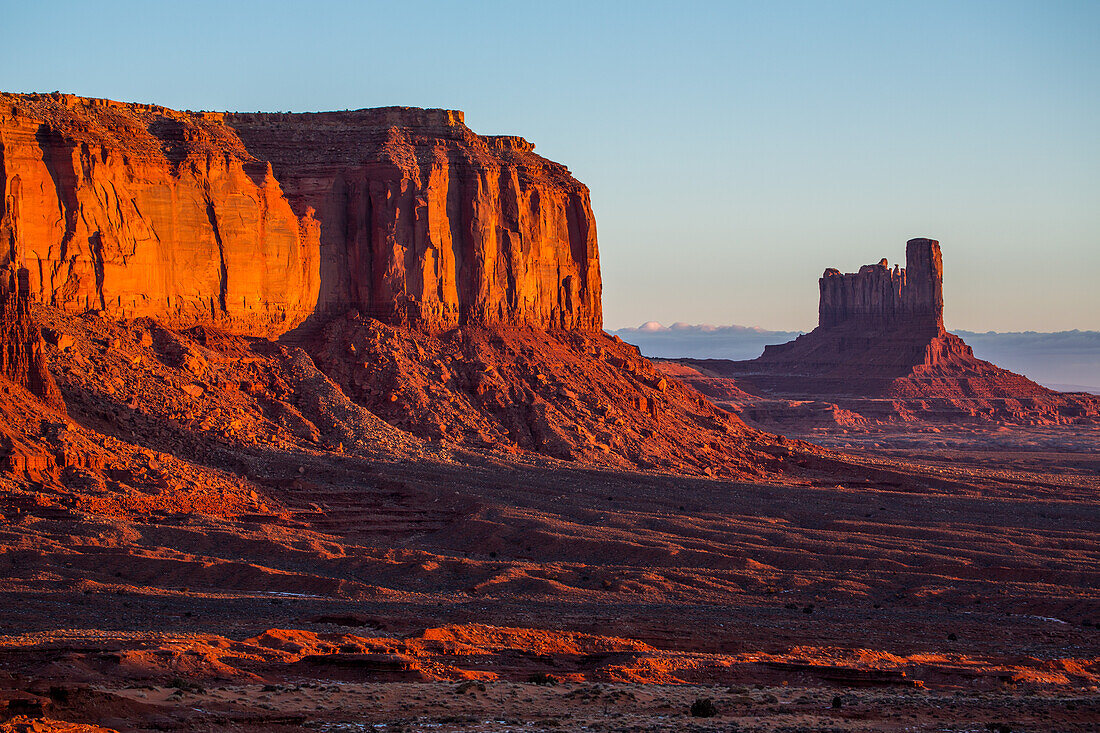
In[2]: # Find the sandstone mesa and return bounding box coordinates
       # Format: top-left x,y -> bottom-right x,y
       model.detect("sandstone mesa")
0,93 -> 600,338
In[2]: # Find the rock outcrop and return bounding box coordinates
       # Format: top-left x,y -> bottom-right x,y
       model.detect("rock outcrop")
0,266 -> 63,409
226,108 -> 601,332
0,93 -> 321,337
819,238 -> 943,334
716,238 -> 997,397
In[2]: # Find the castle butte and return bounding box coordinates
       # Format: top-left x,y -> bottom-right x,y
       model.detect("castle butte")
669,239 -> 1100,428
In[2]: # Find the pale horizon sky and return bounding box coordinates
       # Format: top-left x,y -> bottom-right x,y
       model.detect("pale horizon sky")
4,1 -> 1097,332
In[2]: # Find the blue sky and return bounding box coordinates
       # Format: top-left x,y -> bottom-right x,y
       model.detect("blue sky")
4,0 -> 1097,330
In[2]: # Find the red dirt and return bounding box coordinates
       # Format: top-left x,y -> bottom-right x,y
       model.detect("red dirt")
0,309 -> 1095,732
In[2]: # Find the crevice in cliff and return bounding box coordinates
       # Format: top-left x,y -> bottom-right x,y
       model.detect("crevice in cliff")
205,200 -> 229,315
446,147 -> 466,321
0,135 -> 8,264
35,124 -> 81,300
567,192 -> 593,311
359,176 -> 374,309
87,231 -> 106,311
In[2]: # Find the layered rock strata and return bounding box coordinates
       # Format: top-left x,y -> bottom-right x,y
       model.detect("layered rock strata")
226,108 -> 602,332
0,265 -> 63,409
0,93 -> 321,337
0,94 -> 602,337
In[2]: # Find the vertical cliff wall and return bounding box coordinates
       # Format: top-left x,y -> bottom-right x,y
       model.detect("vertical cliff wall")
226,108 -> 602,332
818,238 -> 944,334
0,94 -> 602,336
0,266 -> 63,409
0,93 -> 321,337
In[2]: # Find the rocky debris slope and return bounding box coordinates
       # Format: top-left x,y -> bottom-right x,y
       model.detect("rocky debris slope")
0,93 -> 320,337
672,239 -> 1100,428
311,315 -> 788,477
33,297 -> 785,482
227,108 -> 601,332
31,305 -> 426,475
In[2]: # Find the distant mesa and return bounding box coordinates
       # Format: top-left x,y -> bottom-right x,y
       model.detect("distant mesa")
672,239 -> 1100,427
733,237 -> 988,398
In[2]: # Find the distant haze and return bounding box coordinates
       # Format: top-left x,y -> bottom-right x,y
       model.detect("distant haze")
3,2 -> 1098,332
612,323 -> 1100,395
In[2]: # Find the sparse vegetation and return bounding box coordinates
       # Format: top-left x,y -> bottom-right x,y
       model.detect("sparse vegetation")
690,697 -> 718,717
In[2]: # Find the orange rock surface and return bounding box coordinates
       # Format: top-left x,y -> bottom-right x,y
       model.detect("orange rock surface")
1,94 -> 601,337
227,108 -> 602,332
0,93 -> 320,337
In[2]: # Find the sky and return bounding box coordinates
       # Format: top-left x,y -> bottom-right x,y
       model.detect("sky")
3,1 -> 1097,332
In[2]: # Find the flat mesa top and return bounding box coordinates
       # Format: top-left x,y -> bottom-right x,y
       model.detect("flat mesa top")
1,92 -> 467,129
226,106 -> 466,129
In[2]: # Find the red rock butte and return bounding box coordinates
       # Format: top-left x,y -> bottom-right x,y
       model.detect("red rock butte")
678,239 -> 1100,424
0,92 -> 1099,731
818,237 -> 944,335
0,93 -> 601,337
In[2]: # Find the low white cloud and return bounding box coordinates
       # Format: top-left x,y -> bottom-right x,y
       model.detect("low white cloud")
611,324 -> 1100,394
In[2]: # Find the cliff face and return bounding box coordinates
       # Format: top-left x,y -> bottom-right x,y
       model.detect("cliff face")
0,95 -> 601,336
226,108 -> 602,332
818,238 -> 944,334
0,93 -> 321,337
0,266 -> 63,409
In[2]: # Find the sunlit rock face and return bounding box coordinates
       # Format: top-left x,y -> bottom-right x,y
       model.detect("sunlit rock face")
0,93 -> 321,338
226,108 -> 602,332
0,94 -> 602,337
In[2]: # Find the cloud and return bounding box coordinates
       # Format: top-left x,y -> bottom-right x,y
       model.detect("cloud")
609,322 -> 802,362
610,324 -> 1100,394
